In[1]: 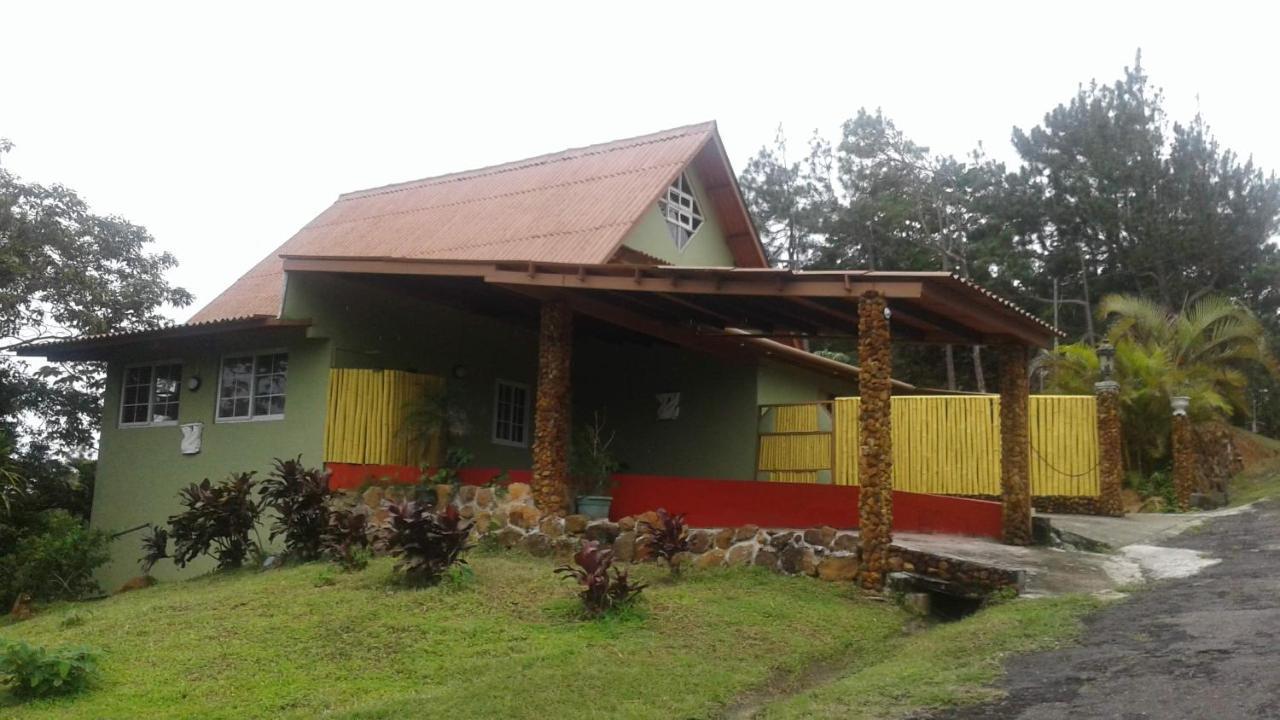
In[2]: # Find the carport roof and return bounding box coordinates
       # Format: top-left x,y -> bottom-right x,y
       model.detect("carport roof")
279,257 -> 1061,349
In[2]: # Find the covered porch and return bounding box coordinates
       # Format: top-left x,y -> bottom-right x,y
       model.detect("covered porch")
286,258 -> 1059,588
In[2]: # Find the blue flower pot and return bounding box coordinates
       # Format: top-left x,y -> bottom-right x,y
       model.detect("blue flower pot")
576,495 -> 612,520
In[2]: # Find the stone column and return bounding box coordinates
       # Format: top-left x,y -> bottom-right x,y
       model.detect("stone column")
531,300 -> 573,515
998,345 -> 1032,545
1171,396 -> 1194,511
856,292 -> 893,590
1095,381 -> 1125,517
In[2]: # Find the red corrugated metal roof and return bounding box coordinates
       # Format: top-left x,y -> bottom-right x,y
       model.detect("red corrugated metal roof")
192,122 -> 733,323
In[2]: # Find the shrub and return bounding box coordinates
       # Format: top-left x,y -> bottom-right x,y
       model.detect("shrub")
0,640 -> 99,699
138,524 -> 169,574
637,508 -> 689,574
378,501 -> 472,586
0,510 -> 111,608
555,541 -> 646,617
169,472 -> 263,571
259,457 -> 331,561
322,508 -> 372,571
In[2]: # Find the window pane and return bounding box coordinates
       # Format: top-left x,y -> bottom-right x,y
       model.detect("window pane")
152,363 -> 182,422
218,356 -> 253,418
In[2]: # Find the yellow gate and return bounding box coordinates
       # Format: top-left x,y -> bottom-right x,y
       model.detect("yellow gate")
323,369 -> 444,466
826,395 -> 1099,497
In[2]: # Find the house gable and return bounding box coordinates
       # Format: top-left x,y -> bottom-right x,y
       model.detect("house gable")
617,164 -> 735,267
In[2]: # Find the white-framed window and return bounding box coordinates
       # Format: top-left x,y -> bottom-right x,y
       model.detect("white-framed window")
491,379 -> 530,447
216,351 -> 288,422
658,172 -> 704,251
118,362 -> 183,427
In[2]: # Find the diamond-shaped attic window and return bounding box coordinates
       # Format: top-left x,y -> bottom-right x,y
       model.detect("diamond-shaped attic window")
658,172 -> 703,251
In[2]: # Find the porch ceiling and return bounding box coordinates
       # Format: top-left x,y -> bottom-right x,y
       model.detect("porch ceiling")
281,257 -> 1060,349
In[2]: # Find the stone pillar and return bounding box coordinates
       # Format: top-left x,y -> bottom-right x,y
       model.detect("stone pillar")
1095,381 -> 1125,517
998,345 -> 1032,545
1171,396 -> 1194,511
531,300 -> 573,515
856,292 -> 893,590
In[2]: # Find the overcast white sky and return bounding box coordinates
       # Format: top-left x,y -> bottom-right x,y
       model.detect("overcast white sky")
3,1 -> 1277,320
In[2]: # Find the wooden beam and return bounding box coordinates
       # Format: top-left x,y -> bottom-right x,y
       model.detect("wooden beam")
494,284 -> 743,361
484,269 -> 925,299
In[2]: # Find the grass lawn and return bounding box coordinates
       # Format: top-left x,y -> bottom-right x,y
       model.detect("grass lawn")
0,553 -> 1097,719
1229,431 -> 1280,507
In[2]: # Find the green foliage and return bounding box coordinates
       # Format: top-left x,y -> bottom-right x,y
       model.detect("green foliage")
258,456 -> 331,562
570,412 -> 620,497
168,472 -> 263,571
1040,293 -> 1278,471
378,501 -> 473,586
741,55 -> 1280,398
0,510 -> 110,609
1127,470 -> 1176,510
0,141 -> 191,453
0,640 -> 99,699
554,541 -> 646,618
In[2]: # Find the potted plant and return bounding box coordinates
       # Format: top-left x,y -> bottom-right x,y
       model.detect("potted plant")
571,412 -> 619,520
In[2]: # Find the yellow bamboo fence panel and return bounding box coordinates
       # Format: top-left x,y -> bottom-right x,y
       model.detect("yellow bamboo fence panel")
1029,395 -> 1100,496
323,369 -> 444,467
759,404 -> 828,483
830,395 -> 1098,497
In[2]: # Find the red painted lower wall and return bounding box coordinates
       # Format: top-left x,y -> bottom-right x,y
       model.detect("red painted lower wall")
610,475 -> 1003,539
324,464 -> 1003,540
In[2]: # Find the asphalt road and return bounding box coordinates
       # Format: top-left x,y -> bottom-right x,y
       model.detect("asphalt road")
932,500 -> 1280,719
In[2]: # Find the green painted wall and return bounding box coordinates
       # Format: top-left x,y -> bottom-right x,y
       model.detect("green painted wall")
756,361 -> 858,406
92,334 -> 330,589
283,272 -> 540,471
90,275 -> 852,589
574,340 -> 759,481
620,165 -> 735,266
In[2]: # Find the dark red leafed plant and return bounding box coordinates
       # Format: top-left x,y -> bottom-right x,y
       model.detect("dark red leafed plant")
555,541 -> 646,617
322,508 -> 372,571
378,501 -> 473,585
638,508 -> 689,574
168,472 -> 263,571
259,456 -> 332,561
138,524 -> 169,574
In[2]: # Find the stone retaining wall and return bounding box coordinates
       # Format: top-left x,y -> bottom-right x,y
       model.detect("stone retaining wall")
337,481 -> 1021,596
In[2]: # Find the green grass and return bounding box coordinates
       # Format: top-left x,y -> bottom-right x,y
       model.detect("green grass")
1229,432 -> 1280,506
758,595 -> 1100,718
0,554 -> 1099,719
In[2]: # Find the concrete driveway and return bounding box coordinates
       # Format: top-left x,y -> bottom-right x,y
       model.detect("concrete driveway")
931,500 -> 1280,719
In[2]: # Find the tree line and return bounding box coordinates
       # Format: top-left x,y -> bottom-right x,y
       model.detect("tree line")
737,52 -> 1280,432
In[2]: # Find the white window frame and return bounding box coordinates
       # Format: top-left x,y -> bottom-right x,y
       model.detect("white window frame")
491,379 -> 531,448
658,172 -> 704,252
118,360 -> 183,428
215,349 -> 289,424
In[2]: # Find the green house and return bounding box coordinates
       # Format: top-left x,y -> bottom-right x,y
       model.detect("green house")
23,122 -> 1056,587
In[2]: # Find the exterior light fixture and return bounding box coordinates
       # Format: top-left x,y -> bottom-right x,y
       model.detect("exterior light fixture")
1171,396 -> 1191,416
451,364 -> 469,379
1096,341 -> 1115,381
186,375 -> 202,392
882,306 -> 892,321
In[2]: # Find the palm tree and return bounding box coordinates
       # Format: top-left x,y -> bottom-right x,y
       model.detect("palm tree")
1038,293 -> 1278,473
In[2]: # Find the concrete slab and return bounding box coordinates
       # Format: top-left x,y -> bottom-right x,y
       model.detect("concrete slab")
893,532 -> 1129,598
1043,505 -> 1253,549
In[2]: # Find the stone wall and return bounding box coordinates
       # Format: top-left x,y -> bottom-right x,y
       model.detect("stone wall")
339,481 -> 1023,596
1191,423 -> 1243,504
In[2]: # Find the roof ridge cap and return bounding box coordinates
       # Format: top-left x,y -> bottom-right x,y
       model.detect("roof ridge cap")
338,121 -> 716,202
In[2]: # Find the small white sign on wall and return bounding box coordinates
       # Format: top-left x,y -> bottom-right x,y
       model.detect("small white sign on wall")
655,392 -> 681,421
180,423 -> 204,455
